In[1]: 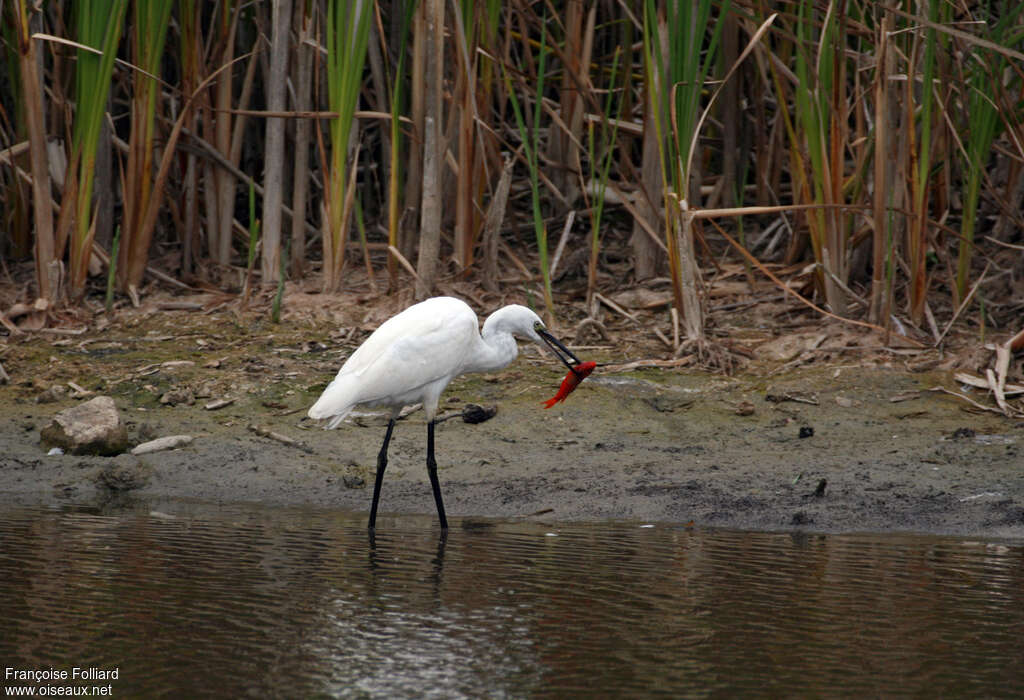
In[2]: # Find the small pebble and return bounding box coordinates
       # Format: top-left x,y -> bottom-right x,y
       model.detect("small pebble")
342,475 -> 366,489
735,401 -> 755,416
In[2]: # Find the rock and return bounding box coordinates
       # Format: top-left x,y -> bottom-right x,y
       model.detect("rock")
194,382 -> 216,399
951,427 -> 976,440
462,403 -> 498,424
96,454 -> 152,491
35,385 -> 67,403
160,388 -> 195,406
813,478 -> 828,498
40,396 -> 129,456
131,435 -> 194,455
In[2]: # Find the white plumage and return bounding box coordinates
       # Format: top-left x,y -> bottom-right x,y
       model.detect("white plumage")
307,296 -> 581,530
309,296 -> 548,427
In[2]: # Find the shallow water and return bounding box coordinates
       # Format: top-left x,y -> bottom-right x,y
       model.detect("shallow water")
1,502 -> 1022,698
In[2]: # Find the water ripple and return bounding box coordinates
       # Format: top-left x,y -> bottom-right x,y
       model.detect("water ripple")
1,504 -> 1022,697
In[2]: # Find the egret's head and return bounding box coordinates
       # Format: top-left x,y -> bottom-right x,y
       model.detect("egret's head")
484,305 -> 580,371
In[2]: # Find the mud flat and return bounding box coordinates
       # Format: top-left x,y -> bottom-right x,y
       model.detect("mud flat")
2,321 -> 1021,538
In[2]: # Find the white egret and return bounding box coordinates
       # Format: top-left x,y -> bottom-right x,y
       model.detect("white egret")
308,296 -> 583,529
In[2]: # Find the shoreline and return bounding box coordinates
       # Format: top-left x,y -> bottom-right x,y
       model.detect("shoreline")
4,363 -> 1022,539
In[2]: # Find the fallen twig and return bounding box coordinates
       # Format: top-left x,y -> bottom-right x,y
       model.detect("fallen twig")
936,262 -> 990,346
132,435 -> 194,455
39,327 -> 88,335
247,424 -> 313,453
548,210 -> 576,280
1008,327 -> 1024,353
67,381 -> 92,398
600,357 -> 693,372
0,313 -> 24,336
765,391 -> 819,405
955,372 -> 1024,397
594,292 -> 640,323
157,301 -> 204,311
930,386 -> 1021,417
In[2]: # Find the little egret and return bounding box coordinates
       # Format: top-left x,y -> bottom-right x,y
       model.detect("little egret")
308,296 -> 583,530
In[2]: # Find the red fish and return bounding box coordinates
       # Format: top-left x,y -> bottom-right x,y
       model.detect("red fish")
543,361 -> 596,408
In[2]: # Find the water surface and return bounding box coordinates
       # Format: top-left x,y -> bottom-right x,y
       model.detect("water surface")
1,502 -> 1022,697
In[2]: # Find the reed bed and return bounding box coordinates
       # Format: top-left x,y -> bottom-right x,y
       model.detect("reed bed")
1,0 -> 1023,355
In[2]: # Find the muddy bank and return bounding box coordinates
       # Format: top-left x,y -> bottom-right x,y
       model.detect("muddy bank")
2,314 -> 1021,538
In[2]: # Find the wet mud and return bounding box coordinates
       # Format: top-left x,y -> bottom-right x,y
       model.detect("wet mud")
2,312 -> 1022,538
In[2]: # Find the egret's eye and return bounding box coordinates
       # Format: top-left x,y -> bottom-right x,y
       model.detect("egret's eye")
533,321 -> 544,332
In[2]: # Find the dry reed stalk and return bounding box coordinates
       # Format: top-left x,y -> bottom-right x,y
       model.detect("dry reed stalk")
177,126 -> 319,242
290,4 -> 315,278
633,61 -> 665,282
178,0 -> 201,278
401,4 -> 426,262
133,53 -> 259,299
121,0 -> 173,292
209,6 -> 259,268
904,2 -> 941,326
546,0 -> 586,208
13,1 -> 56,301
481,156 -> 514,293
720,10 -> 739,209
869,12 -> 891,324
450,1 -> 476,270
673,205 -> 703,340
414,0 -> 444,299
212,7 -> 239,265
380,2 -> 403,290
260,0 -> 293,286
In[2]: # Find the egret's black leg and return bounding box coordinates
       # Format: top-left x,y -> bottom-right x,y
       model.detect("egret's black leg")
426,420 -> 449,529
368,418 -> 396,530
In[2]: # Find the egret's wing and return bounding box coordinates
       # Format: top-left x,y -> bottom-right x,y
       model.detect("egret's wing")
347,307 -> 477,404
335,298 -> 468,376
309,298 -> 477,423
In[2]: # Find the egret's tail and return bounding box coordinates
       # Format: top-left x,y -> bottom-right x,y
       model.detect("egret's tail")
308,378 -> 357,429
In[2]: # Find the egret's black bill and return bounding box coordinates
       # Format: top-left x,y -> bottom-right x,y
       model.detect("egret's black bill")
538,328 -> 581,371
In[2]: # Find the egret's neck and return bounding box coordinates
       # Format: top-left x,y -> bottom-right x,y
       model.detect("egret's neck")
466,326 -> 519,374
